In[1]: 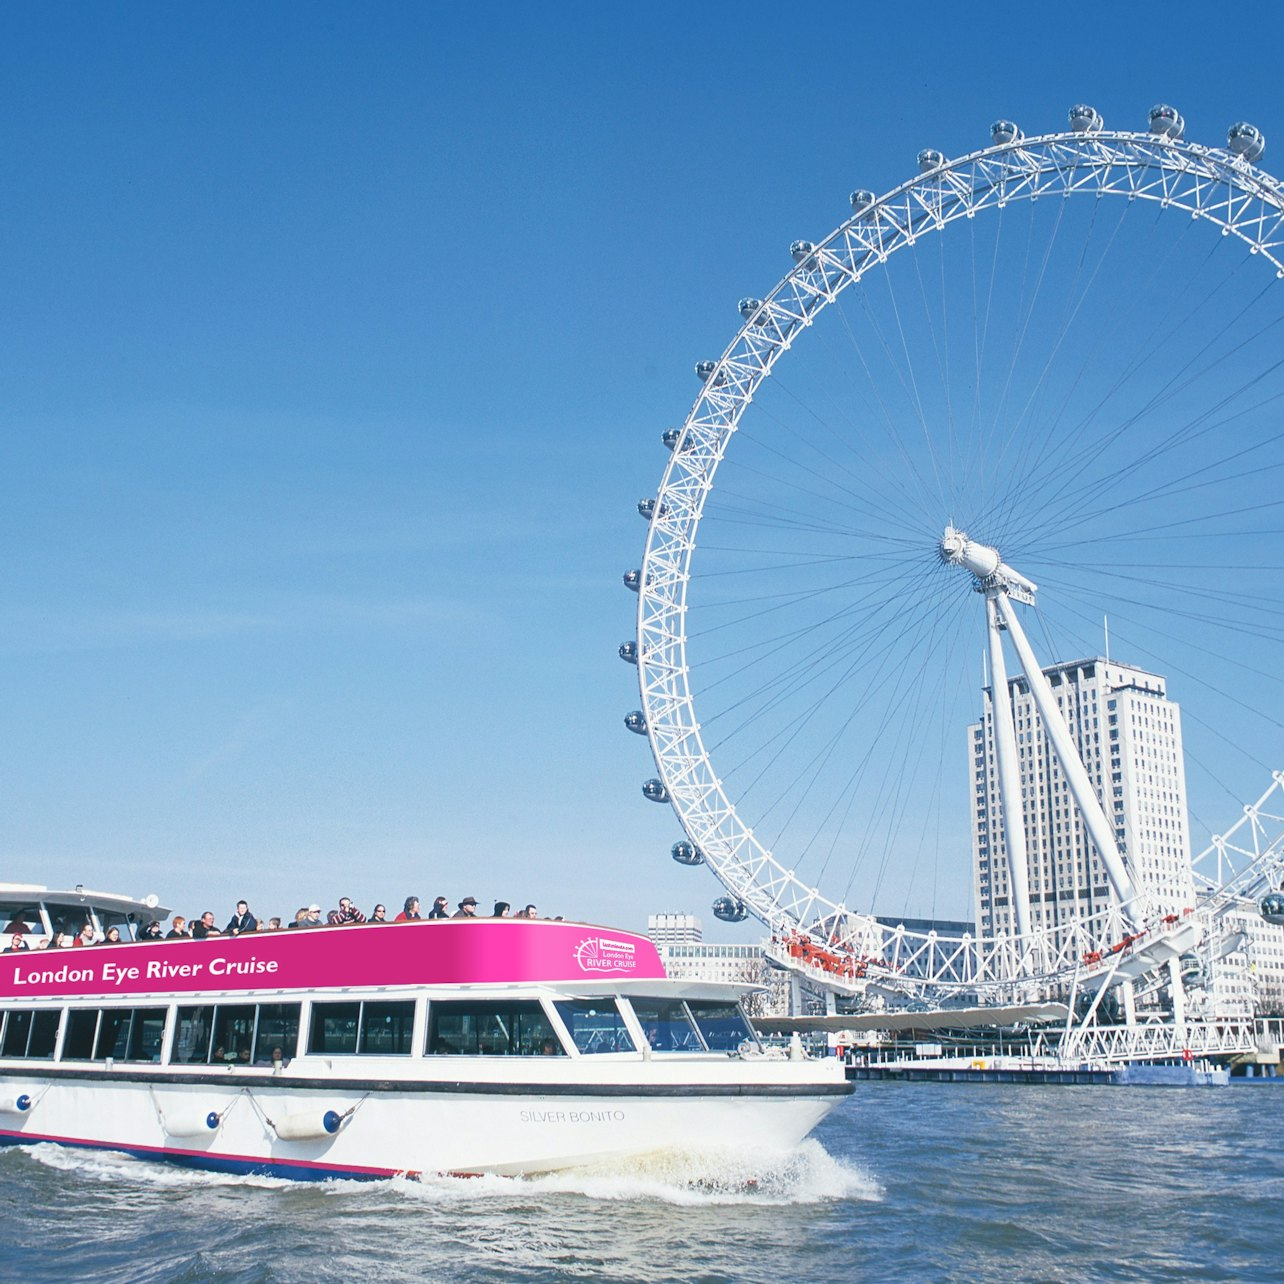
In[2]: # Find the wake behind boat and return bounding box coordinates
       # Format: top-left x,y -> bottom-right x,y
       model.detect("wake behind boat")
0,885 -> 849,1180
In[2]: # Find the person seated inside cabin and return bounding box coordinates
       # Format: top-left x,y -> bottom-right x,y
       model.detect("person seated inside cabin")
395,897 -> 421,922
50,932 -> 72,949
452,897 -> 479,919
72,923 -> 96,947
140,920 -> 163,941
166,915 -> 189,939
225,900 -> 258,935
2,916 -> 31,936
271,1045 -> 287,1068
427,897 -> 450,920
191,911 -> 222,939
493,901 -> 511,918
368,904 -> 388,924
5,932 -> 28,953
326,897 -> 366,926
237,1048 -> 252,1064
101,926 -> 124,945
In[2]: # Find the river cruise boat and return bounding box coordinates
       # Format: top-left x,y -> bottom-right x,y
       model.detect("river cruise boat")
0,884 -> 850,1180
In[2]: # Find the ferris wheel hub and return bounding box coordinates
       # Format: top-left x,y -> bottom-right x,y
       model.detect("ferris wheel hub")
939,526 -> 1038,605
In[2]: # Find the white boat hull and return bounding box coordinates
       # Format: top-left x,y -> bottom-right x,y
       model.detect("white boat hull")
0,1063 -> 847,1179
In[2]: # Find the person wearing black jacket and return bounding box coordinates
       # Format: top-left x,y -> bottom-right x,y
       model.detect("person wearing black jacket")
225,900 -> 258,935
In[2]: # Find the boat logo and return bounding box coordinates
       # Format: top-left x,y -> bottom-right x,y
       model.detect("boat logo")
573,936 -> 637,973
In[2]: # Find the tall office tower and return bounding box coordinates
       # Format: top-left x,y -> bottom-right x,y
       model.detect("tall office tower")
970,657 -> 1195,954
647,912 -> 703,945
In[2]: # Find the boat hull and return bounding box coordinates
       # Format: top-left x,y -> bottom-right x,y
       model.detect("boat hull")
0,1069 -> 847,1179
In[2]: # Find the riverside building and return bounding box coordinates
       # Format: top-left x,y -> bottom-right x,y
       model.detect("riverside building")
970,657 -> 1195,958
648,916 -> 791,1017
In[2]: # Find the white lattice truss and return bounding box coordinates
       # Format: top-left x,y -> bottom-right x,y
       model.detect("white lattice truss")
634,123 -> 1284,1003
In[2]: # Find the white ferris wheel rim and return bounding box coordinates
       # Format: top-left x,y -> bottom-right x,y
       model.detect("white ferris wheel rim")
633,114 -> 1284,993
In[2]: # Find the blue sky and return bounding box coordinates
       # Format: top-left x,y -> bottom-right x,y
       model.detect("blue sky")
2,3 -> 1282,934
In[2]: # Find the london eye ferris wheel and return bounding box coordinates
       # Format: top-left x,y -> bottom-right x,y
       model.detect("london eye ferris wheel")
621,105 -> 1284,1003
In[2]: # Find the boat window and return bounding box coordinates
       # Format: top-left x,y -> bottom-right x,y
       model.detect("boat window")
211,1004 -> 257,1064
309,1002 -> 361,1055
359,1001 -> 415,1055
62,1009 -> 99,1059
0,1009 -> 60,1059
553,1000 -> 636,1053
0,902 -> 44,937
253,1003 -> 301,1064
94,909 -> 138,941
174,1006 -> 215,1064
28,1010 -> 61,1058
1,1010 -> 28,1058
687,1001 -> 756,1051
126,1009 -> 167,1062
95,1009 -> 132,1059
627,999 -> 706,1052
426,1001 -> 565,1057
308,1001 -> 416,1056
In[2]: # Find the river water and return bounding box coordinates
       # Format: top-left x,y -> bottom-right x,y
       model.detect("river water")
3,1082 -> 1279,1281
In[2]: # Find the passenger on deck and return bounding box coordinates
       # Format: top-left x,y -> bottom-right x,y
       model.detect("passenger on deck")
140,921 -> 163,941
369,904 -> 388,924
327,897 -> 366,926
523,905 -> 538,919
452,897 -> 479,919
427,896 -> 450,920
264,916 -> 282,931
225,900 -> 258,935
166,916 -> 189,939
493,901 -> 511,918
394,897 -> 421,922
191,911 -> 222,939
288,907 -> 310,929
5,932 -> 28,952
74,924 -> 96,947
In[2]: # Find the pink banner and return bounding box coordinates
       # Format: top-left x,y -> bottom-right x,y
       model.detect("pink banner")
0,920 -> 667,1001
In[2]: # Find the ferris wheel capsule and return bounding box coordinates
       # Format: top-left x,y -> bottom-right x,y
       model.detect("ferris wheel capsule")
712,896 -> 748,923
624,711 -> 648,735
618,640 -> 638,665
695,360 -> 726,386
917,148 -> 945,173
849,189 -> 876,214
1228,121 -> 1266,162
1148,104 -> 1184,138
623,569 -> 642,592
1178,952 -> 1205,986
1068,104 -> 1103,133
637,497 -> 667,521
672,840 -> 705,866
642,779 -> 670,804
738,297 -> 765,324
990,120 -> 1022,144
789,239 -> 816,266
1261,892 -> 1284,925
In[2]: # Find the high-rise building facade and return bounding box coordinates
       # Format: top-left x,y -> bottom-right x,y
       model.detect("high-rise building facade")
970,657 -> 1195,954
647,912 -> 703,945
